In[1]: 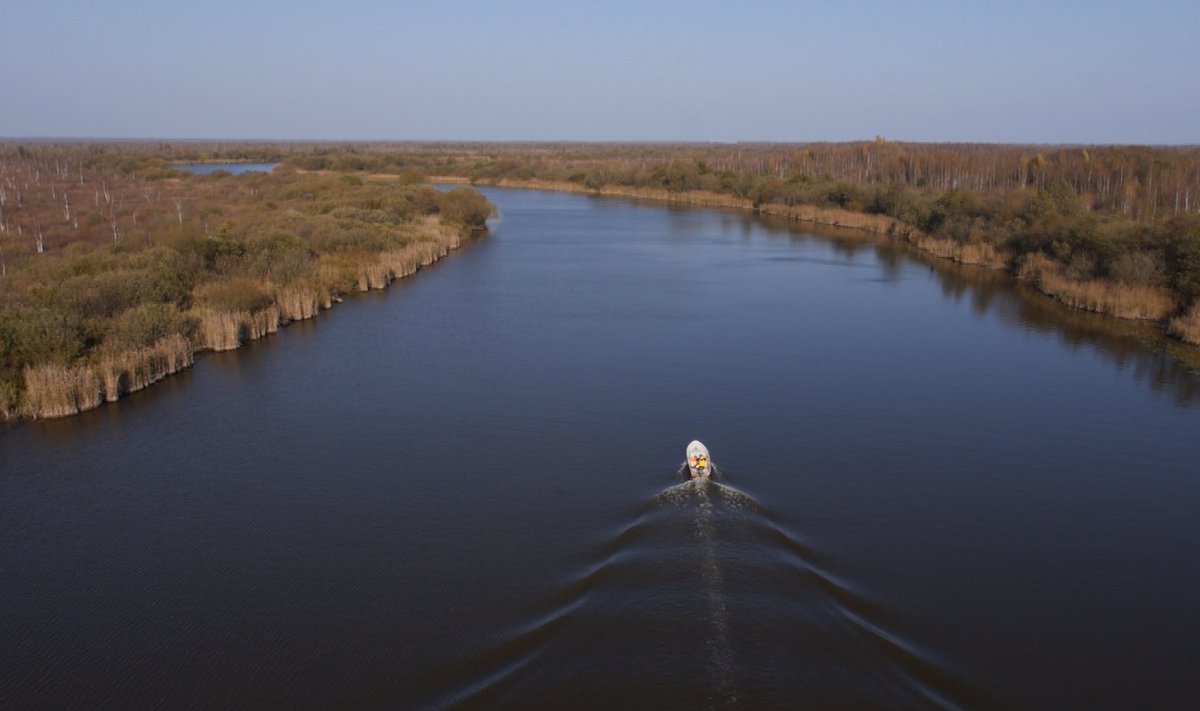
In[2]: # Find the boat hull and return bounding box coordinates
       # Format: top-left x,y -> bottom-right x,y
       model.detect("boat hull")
686,440 -> 711,478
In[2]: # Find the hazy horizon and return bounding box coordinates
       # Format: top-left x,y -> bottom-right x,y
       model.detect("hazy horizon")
3,0 -> 1197,144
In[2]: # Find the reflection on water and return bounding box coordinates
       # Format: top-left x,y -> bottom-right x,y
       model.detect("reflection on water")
756,215 -> 1200,406
599,196 -> 1200,405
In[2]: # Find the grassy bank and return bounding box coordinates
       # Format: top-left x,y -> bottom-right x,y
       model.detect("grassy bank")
0,146 -> 493,420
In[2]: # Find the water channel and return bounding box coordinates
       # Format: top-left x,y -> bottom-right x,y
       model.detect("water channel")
3,186 -> 1199,708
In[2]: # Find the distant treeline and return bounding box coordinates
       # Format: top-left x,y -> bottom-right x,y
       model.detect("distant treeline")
270,141 -> 1200,344
0,145 -> 493,418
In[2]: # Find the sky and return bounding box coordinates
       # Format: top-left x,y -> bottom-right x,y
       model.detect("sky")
1,0 -> 1197,143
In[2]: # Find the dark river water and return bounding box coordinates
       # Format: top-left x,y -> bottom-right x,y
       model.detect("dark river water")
4,187 -> 1200,709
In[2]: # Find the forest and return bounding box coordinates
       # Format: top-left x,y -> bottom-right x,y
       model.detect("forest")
0,144 -> 492,419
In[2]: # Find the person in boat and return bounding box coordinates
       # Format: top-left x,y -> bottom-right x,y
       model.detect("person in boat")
690,453 -> 708,473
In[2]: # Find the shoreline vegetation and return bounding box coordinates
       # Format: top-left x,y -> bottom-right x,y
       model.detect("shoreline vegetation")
0,145 -> 493,420
433,174 -> 1189,325
278,141 -> 1200,346
4,140 -> 1200,418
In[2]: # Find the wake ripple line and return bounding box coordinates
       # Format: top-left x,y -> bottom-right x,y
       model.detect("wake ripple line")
693,479 -> 738,708
424,594 -> 588,710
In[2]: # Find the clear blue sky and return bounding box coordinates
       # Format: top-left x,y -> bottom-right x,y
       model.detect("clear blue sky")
2,0 -> 1196,143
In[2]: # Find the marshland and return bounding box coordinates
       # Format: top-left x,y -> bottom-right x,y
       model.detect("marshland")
0,144 -> 492,419
4,0 -> 1200,708
285,141 -> 1200,342
7,141 -> 1198,422
5,181 -> 1200,709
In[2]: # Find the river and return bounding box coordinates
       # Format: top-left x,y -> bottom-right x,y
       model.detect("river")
3,186 -> 1199,709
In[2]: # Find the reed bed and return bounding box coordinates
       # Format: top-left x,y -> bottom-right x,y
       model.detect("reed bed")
22,365 -> 103,419
0,391 -> 17,420
356,262 -> 393,291
350,220 -> 463,291
0,152 -> 491,421
96,334 -> 194,402
275,286 -> 325,323
193,309 -> 245,352
911,236 -> 1009,268
191,306 -> 281,352
19,335 -> 195,418
1168,305 -> 1200,344
16,223 -> 468,419
765,202 -> 900,234
1018,254 -> 1175,320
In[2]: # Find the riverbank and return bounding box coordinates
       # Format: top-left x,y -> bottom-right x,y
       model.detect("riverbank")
0,146 -> 494,422
429,175 -> 1194,346
13,221 -> 470,421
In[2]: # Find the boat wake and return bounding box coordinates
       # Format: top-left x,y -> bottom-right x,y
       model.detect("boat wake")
423,469 -> 983,710
657,477 -> 743,705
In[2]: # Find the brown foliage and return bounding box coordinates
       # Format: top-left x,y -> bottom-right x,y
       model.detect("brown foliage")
1168,304 -> 1200,344
23,364 -> 102,419
0,145 -> 490,418
194,277 -> 273,313
1019,253 -> 1175,320
191,306 -> 280,352
96,334 -> 193,402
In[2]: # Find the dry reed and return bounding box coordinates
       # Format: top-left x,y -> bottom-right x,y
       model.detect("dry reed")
192,306 -> 281,352
96,334 -> 194,402
18,335 -> 196,418
23,365 -> 103,419
275,286 -> 324,322
0,394 -> 17,421
356,262 -> 393,291
1168,304 -> 1200,344
1019,253 -> 1175,320
352,219 -> 462,291
911,236 -> 1009,268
